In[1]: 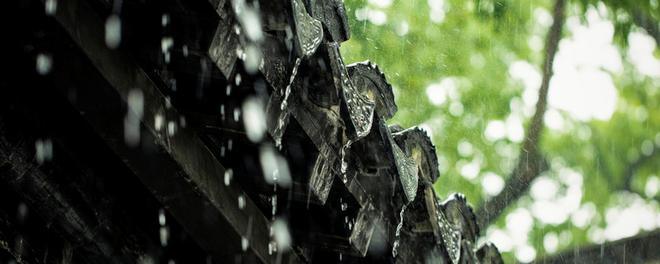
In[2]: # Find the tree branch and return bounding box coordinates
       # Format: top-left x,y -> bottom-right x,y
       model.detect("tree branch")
537,229 -> 660,264
476,0 -> 566,231
592,131 -> 614,180
622,143 -> 658,193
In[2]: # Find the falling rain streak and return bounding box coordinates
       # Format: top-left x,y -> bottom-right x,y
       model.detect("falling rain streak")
105,14 -> 121,49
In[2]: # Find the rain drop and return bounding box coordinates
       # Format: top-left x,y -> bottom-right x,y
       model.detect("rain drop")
233,108 -> 241,122
244,44 -> 262,74
259,145 -> 292,187
241,237 -> 249,251
161,14 -> 170,27
238,194 -> 246,209
167,121 -> 176,136
272,218 -> 291,251
160,226 -> 169,247
182,45 -> 189,57
392,204 -> 407,257
179,116 -> 186,128
36,53 -> 52,75
45,0 -> 57,15
16,203 -> 28,223
242,97 -> 267,142
271,195 -> 277,216
224,169 -> 233,186
124,89 -> 143,146
105,14 -> 122,49
235,73 -> 242,86
154,114 -> 164,131
158,209 -> 166,226
161,37 -> 174,64
239,7 -> 263,42
164,97 -> 172,109
35,138 -> 53,164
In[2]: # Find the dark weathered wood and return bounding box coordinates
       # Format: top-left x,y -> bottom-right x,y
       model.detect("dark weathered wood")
0,210 -> 48,264
0,0 -> 509,262
0,136 -> 135,263
36,0 -> 295,262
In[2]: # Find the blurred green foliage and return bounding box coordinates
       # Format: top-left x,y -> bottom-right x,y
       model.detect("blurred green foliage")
340,0 -> 660,262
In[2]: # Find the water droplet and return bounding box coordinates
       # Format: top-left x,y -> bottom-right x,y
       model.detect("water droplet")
268,240 -> 276,255
182,45 -> 189,57
161,37 -> 174,53
160,226 -> 169,247
259,145 -> 292,187
235,73 -> 242,86
241,8 -> 263,41
224,169 -> 233,186
244,44 -> 262,74
105,14 -> 122,49
167,121 -> 176,136
154,114 -> 164,131
45,0 -> 57,15
241,237 -> 249,251
125,90 -> 144,146
137,254 -> 155,264
36,53 -> 52,75
158,208 -> 166,226
16,203 -> 28,222
164,97 -> 172,109
340,139 -> 354,175
392,204 -> 407,257
271,195 -> 277,216
161,14 -> 170,27
238,194 -> 246,209
169,78 -> 177,91
272,58 -> 302,148
128,90 -> 144,117
35,139 -> 53,164
272,218 -> 291,251
179,116 -> 186,128
161,37 -> 174,64
233,108 -> 241,122
242,97 -> 266,142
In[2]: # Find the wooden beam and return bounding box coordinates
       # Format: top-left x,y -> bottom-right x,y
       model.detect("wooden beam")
538,230 -> 660,264
30,0 -> 297,262
0,137 -> 134,263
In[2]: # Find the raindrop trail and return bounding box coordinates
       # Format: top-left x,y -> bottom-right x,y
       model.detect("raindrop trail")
391,204 -> 407,258
273,58 -> 302,148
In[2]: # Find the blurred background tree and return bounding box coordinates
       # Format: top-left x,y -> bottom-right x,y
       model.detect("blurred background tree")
340,0 -> 660,262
